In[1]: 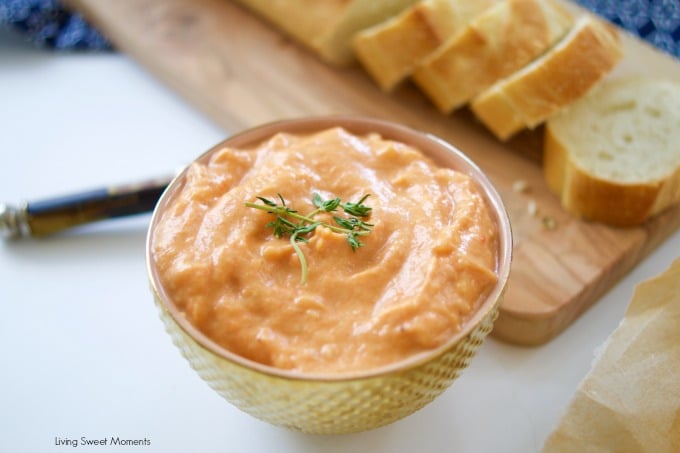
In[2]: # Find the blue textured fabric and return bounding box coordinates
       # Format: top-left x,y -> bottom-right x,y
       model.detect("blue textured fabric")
0,0 -> 112,50
0,0 -> 679,58
574,0 -> 680,58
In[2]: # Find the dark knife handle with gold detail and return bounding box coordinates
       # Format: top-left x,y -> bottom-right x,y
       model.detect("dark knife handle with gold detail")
1,177 -> 172,239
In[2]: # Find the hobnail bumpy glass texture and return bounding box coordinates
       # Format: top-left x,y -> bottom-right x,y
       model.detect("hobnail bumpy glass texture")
154,291 -> 501,434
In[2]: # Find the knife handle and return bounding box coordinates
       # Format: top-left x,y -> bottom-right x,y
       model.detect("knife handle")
1,177 -> 172,239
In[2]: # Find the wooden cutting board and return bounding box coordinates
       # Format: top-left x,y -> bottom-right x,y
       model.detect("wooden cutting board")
67,0 -> 680,345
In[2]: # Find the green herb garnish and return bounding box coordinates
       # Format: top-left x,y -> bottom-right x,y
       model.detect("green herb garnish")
245,193 -> 373,283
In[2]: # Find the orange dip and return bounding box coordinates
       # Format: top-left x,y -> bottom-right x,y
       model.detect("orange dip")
151,127 -> 498,374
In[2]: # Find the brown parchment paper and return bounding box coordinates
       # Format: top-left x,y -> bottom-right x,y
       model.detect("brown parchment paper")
543,258 -> 680,453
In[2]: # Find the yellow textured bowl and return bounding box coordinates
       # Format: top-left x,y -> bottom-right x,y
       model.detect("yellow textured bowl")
146,116 -> 512,434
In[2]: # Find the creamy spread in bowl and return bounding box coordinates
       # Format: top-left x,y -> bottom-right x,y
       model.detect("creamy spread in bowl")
146,116 -> 512,434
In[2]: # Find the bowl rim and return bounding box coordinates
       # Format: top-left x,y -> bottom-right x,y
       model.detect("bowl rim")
146,115 -> 513,382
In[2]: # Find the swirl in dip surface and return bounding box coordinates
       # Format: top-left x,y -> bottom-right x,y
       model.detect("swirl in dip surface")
151,127 -> 499,375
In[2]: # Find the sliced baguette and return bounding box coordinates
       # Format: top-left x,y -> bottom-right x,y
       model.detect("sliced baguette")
352,0 -> 499,91
411,0 -> 573,114
471,15 -> 623,141
544,76 -> 680,227
231,0 -> 420,66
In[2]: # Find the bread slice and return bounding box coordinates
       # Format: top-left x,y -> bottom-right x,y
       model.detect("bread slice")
231,0 -> 420,66
352,0 -> 499,91
411,0 -> 573,114
471,15 -> 623,141
544,76 -> 680,227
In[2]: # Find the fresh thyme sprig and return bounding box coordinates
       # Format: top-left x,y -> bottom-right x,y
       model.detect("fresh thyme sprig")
245,193 -> 373,283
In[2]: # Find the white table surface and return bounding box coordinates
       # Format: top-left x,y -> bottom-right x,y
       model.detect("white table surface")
1,29 -> 679,453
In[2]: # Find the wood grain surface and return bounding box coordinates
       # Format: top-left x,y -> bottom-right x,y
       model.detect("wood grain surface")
67,0 -> 680,345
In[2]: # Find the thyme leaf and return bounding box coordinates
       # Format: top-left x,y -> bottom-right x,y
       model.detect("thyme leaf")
245,193 -> 373,283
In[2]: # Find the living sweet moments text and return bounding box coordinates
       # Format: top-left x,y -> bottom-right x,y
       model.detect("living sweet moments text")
54,436 -> 151,448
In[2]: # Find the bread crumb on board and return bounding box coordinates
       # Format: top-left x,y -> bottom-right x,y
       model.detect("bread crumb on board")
513,179 -> 558,230
527,199 -> 538,216
542,215 -> 558,230
512,179 -> 530,194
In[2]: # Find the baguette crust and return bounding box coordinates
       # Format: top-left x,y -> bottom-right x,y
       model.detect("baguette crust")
231,0 -> 348,56
353,0 -> 498,91
544,77 -> 680,227
233,0 -> 419,65
412,0 -> 573,114
471,15 -> 623,140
